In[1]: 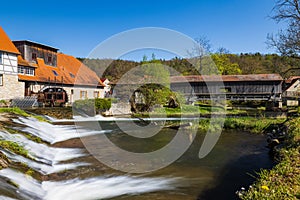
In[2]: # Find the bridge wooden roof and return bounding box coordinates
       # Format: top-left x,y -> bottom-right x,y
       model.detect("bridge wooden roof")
170,74 -> 283,83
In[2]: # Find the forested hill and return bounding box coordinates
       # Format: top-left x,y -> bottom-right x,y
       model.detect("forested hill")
78,53 -> 300,83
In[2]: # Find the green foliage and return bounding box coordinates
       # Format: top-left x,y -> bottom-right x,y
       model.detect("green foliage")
133,84 -> 172,112
82,53 -> 300,84
140,61 -> 170,86
211,53 -> 242,75
228,53 -> 300,77
95,98 -> 112,111
73,98 -> 112,116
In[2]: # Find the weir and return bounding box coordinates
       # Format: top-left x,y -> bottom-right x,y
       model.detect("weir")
0,116 -> 179,200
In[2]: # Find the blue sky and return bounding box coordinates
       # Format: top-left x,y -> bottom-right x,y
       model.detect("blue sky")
1,0 -> 286,61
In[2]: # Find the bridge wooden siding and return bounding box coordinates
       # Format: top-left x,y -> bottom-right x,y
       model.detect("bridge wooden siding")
170,74 -> 283,102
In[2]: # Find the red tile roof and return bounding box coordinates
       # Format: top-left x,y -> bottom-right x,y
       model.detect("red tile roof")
18,53 -> 105,87
170,74 -> 283,83
17,55 -> 38,68
0,27 -> 20,54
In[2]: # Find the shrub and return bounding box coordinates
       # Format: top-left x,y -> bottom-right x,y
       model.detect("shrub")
73,98 -> 112,116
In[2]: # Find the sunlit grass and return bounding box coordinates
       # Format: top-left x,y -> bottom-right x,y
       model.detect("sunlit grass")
239,117 -> 300,200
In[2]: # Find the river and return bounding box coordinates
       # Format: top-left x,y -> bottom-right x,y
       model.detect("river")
0,116 -> 273,200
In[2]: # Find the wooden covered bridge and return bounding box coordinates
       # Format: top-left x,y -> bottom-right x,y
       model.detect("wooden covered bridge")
170,74 -> 283,102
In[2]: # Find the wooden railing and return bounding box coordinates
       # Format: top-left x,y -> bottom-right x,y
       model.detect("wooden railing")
282,91 -> 300,97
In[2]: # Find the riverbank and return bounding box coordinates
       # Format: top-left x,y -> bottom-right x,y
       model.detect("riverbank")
0,107 -> 297,199
21,105 -> 292,120
237,117 -> 300,199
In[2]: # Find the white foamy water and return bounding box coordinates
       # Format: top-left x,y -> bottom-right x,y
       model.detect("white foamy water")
51,114 -> 199,123
12,117 -> 111,144
0,131 -> 85,164
0,117 -> 92,175
0,168 -> 178,200
2,150 -> 89,175
0,196 -> 18,200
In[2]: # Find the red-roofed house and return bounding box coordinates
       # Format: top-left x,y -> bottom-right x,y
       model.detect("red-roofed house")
13,40 -> 106,105
0,27 -> 24,100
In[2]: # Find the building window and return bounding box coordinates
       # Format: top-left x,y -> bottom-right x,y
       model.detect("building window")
0,74 -> 3,86
94,91 -> 99,98
48,56 -> 52,63
80,90 -> 87,99
18,66 -> 24,74
18,66 -> 34,76
32,53 -> 37,60
25,67 -> 34,76
0,53 -> 2,64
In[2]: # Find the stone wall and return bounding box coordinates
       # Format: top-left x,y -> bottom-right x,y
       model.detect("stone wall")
0,74 -> 24,100
109,103 -> 132,115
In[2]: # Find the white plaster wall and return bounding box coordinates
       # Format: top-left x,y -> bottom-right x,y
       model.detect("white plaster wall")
67,86 -> 105,103
286,80 -> 300,92
0,51 -> 18,75
26,82 -> 105,104
0,51 -> 24,100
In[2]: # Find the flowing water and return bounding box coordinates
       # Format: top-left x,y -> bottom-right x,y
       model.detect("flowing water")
0,116 -> 273,200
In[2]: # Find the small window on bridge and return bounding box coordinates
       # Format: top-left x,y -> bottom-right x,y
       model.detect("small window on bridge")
220,87 -> 231,93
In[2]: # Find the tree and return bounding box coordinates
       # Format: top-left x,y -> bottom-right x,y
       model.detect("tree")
188,36 -> 213,74
216,47 -> 230,54
267,0 -> 300,57
211,54 -> 242,75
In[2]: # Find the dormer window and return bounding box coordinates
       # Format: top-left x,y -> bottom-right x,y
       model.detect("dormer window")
48,56 -> 52,63
32,53 -> 37,60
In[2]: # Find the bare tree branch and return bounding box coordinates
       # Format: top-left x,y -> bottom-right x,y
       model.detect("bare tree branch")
268,0 -> 300,57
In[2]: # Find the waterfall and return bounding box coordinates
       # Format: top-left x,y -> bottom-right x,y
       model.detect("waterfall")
0,116 -> 180,199
12,117 -> 111,144
0,168 -> 178,200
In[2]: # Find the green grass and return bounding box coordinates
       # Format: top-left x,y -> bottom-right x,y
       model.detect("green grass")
4,127 -> 43,144
0,107 -> 30,117
224,117 -> 286,134
238,117 -> 300,200
0,107 -> 50,122
0,140 -> 29,158
153,105 -> 225,116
